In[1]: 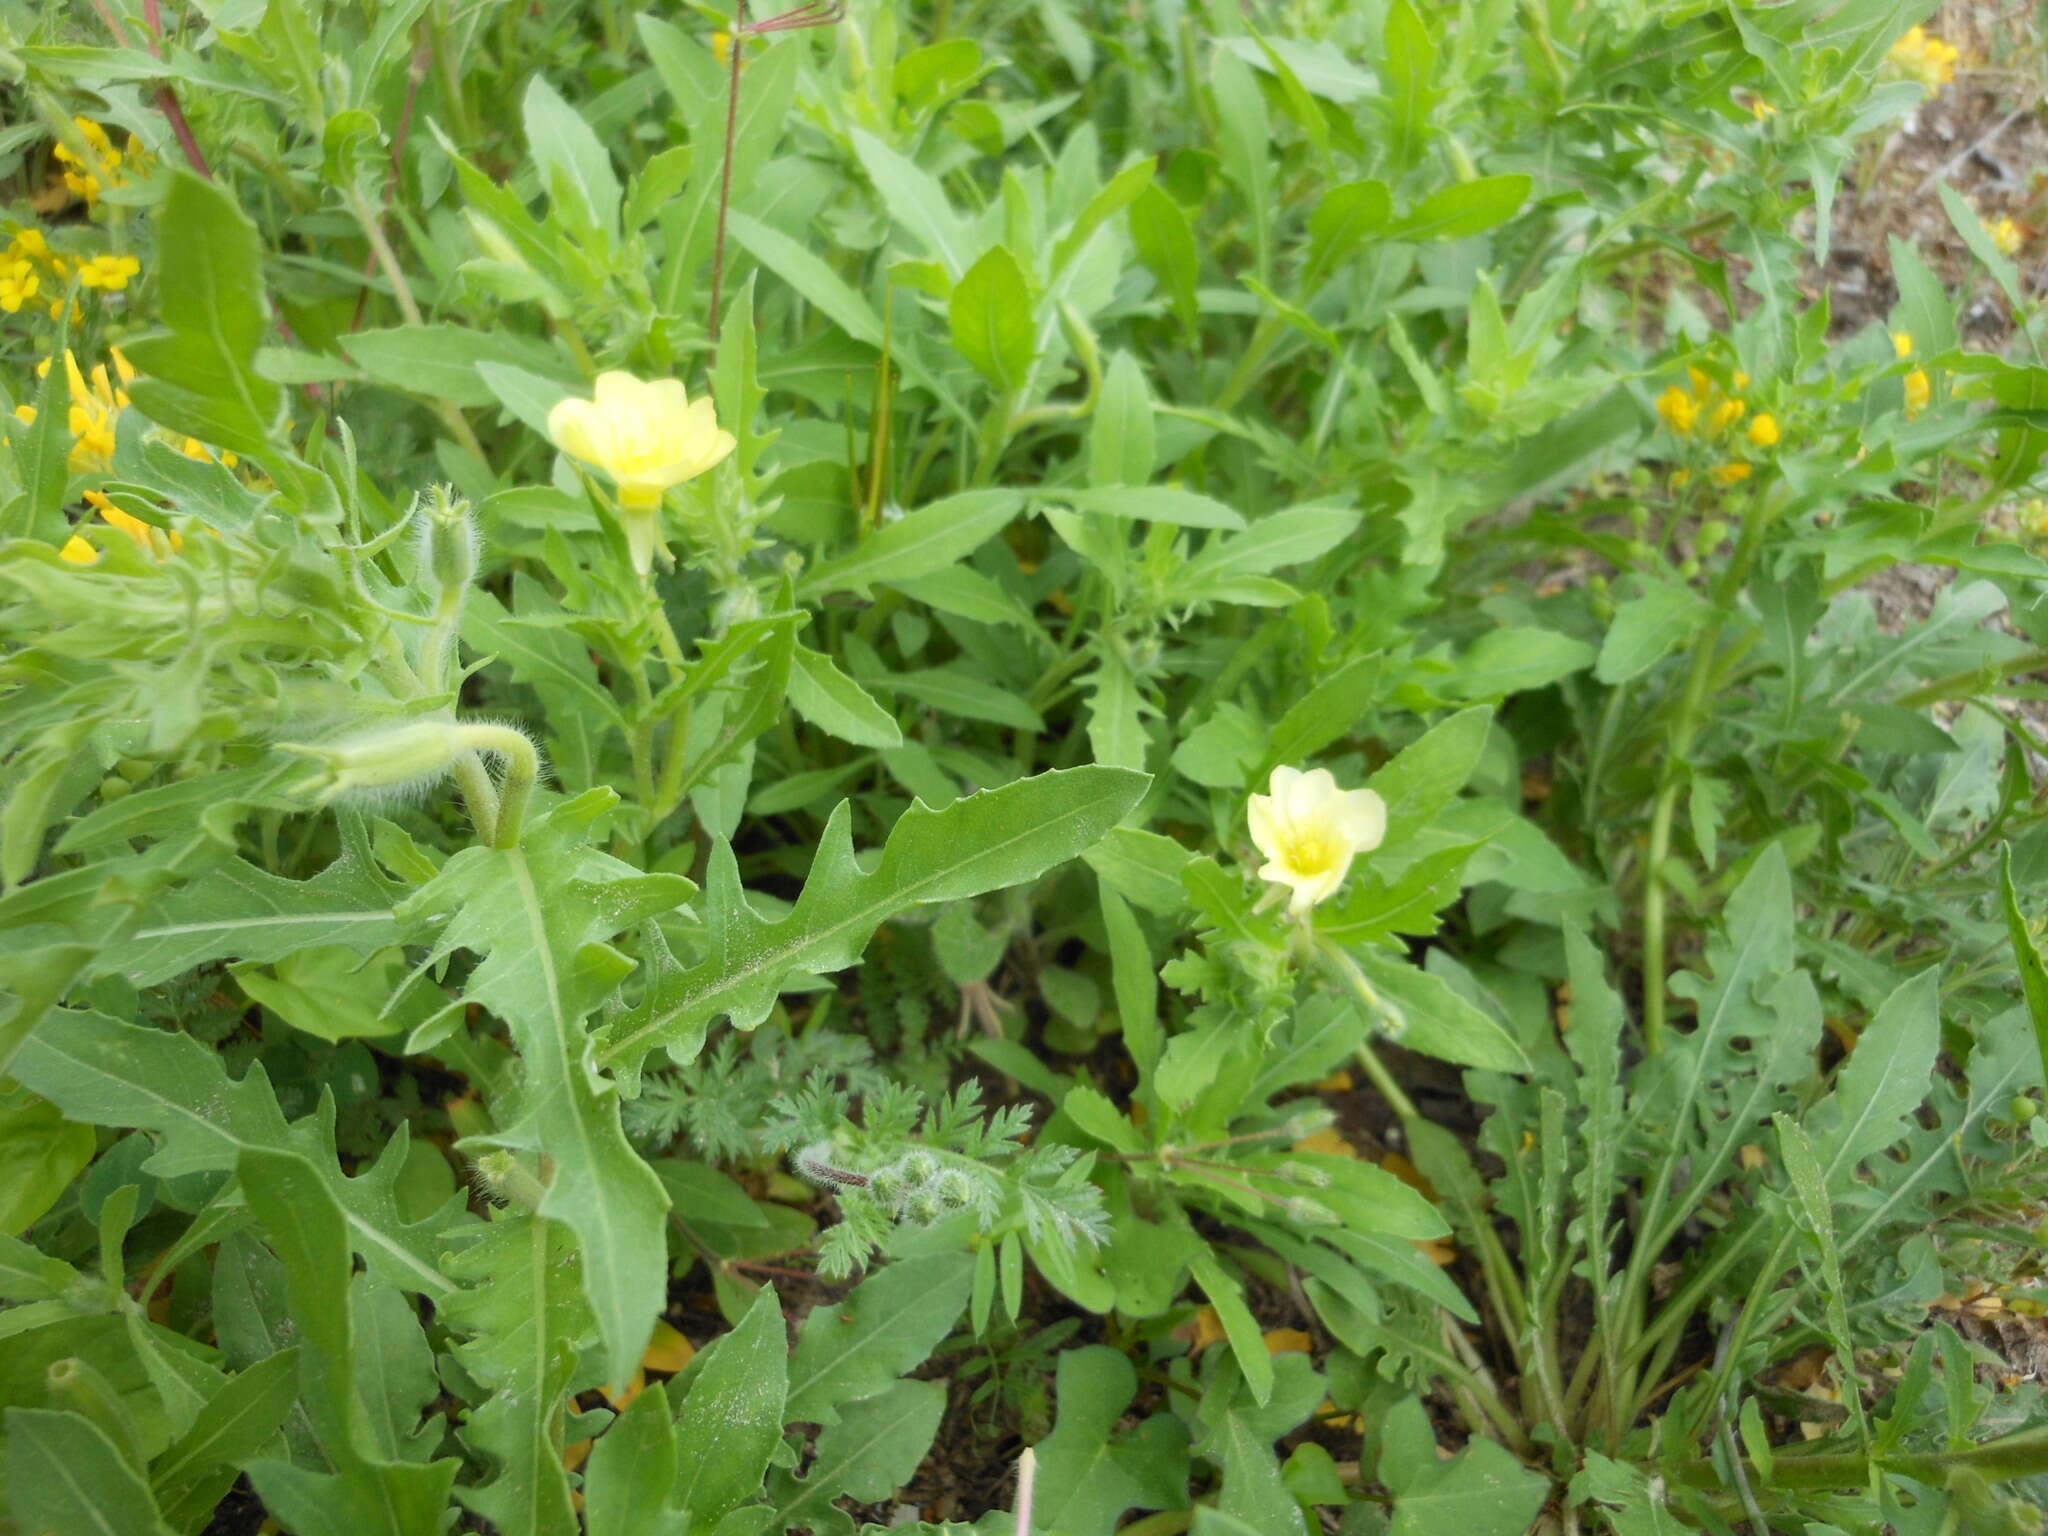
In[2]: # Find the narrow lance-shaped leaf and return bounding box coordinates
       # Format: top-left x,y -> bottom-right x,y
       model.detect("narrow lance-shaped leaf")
594,766 -> 1148,1083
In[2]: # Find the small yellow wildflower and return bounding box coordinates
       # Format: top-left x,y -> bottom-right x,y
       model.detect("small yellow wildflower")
1888,26 -> 1959,94
1748,98 -> 1777,120
50,348 -> 136,473
1656,385 -> 1699,436
1247,765 -> 1388,916
1707,397 -> 1747,436
53,118 -> 122,205
547,370 -> 737,572
1904,367 -> 1932,416
59,535 -> 99,564
1711,462 -> 1753,486
1987,216 -> 2024,258
1893,330 -> 1915,360
87,489 -> 181,556
1747,413 -> 1780,448
7,228 -> 49,262
77,253 -> 140,292
1672,468 -> 1693,489
0,258 -> 38,314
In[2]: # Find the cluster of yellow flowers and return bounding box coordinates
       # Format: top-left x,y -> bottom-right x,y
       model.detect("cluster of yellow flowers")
0,227 -> 139,322
1654,367 -> 1779,486
53,117 -> 148,207
1895,331 -> 1933,417
1887,26 -> 1960,94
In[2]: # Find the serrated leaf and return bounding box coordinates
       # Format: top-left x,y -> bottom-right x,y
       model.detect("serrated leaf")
10,1009 -> 460,1298
398,789 -> 686,1384
594,767 -> 1147,1081
786,1253 -> 971,1424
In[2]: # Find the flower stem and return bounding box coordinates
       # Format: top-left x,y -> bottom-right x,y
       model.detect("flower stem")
455,724 -> 540,849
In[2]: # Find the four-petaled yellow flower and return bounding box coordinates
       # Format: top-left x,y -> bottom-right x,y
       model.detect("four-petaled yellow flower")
0,258 -> 38,314
548,370 -> 736,572
1248,766 -> 1387,916
1656,385 -> 1699,436
77,253 -> 140,292
1887,26 -> 1959,94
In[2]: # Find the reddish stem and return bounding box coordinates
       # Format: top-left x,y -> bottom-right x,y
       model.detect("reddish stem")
707,0 -> 749,367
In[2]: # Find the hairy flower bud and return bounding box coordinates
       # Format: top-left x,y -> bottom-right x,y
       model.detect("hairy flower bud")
416,485 -> 479,614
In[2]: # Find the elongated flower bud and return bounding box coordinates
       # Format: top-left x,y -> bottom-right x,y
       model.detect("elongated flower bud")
416,485 -> 479,614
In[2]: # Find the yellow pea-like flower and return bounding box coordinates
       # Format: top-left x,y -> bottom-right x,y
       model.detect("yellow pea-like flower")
1247,766 -> 1388,917
1656,385 -> 1699,436
1747,413 -> 1780,448
1708,398 -> 1746,436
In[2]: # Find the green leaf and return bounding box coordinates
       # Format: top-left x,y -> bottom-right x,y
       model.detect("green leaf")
798,490 -> 1025,599
149,1350 -> 303,1532
1352,949 -> 1531,1073
232,945 -> 432,1042
728,210 -> 884,346
118,172 -> 280,458
112,848 -> 400,989
581,1382 -> 676,1536
1380,1397 -> 1546,1536
1808,968 -> 1940,1185
594,767 -> 1148,1081
854,129 -> 972,278
1091,351 -> 1157,487
1443,627 -> 1594,699
2002,843 -> 2048,1089
786,1253 -> 972,1424
1209,46 -> 1273,278
1388,175 -> 1531,241
1130,183 -> 1199,335
1190,1251 -> 1274,1406
1084,827 -> 1194,917
1595,578 -> 1713,685
342,324 -> 572,409
790,644 -> 903,748
1379,0 -> 1440,173
0,1091 -> 96,1235
398,789 -> 685,1384
9,1010 -> 459,1298
1259,655 -> 1383,779
1365,707 -> 1492,835
440,1213 -> 594,1536
766,1380 -> 947,1536
876,665 -> 1045,731
524,75 -> 621,240
1937,182 -> 2024,310
1053,485 -> 1246,530
238,1148 -> 458,1536
1173,506 -> 1361,606
1031,1346 -> 1191,1536
948,244 -> 1037,392
1084,648 -> 1149,770
672,1283 -> 788,1528
6,1407 -> 175,1536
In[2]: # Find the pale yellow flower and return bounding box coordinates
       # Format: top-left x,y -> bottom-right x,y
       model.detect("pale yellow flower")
1248,766 -> 1387,916
548,371 -> 735,509
548,370 -> 735,572
1987,216 -> 2024,257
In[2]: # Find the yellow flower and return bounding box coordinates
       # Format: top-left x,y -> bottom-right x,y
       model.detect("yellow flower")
1707,397 -> 1746,436
1904,367 -> 1932,416
1892,330 -> 1915,359
1656,385 -> 1699,436
1888,26 -> 1959,93
59,535 -> 99,564
1747,413 -> 1780,448
1247,765 -> 1387,916
1987,216 -> 2024,257
547,370 -> 736,572
77,253 -> 140,292
0,258 -> 38,313
1671,468 -> 1693,489
87,489 -> 181,556
1748,97 -> 1777,120
7,228 -> 49,262
1711,461 -> 1752,486
50,348 -> 135,473
53,118 -> 123,205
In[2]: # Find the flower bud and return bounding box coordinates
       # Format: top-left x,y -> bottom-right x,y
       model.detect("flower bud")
904,1188 -> 945,1224
1285,1197 -> 1340,1227
471,1150 -> 550,1210
416,485 -> 479,614
283,720 -> 469,804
